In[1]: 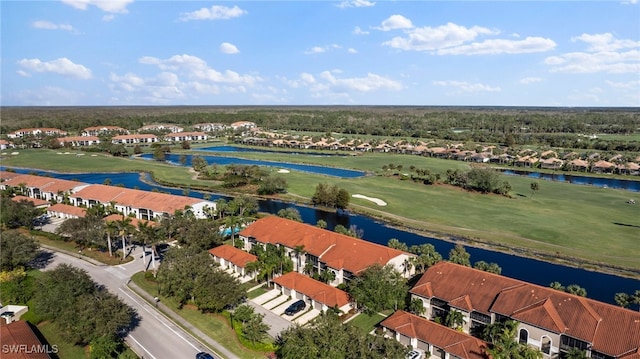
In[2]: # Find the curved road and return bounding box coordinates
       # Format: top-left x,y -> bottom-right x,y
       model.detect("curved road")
44,248 -> 237,359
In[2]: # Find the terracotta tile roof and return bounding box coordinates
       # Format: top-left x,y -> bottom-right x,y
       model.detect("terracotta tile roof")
272,272 -> 350,308
380,310 -> 488,359
103,214 -> 157,228
47,203 -> 86,217
240,216 -> 409,274
0,320 -> 51,359
112,134 -> 157,140
449,294 -> 474,312
83,126 -> 127,131
72,184 -> 201,215
0,173 -> 84,193
11,195 -> 50,207
165,132 -> 206,137
208,244 -> 257,268
0,171 -> 22,180
58,136 -> 100,142
412,262 -> 640,357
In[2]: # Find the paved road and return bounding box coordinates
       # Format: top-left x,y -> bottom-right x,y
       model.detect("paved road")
44,249 -> 237,359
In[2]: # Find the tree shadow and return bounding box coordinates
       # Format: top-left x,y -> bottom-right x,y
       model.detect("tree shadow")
122,309 -> 142,337
30,250 -> 55,269
613,222 -> 640,229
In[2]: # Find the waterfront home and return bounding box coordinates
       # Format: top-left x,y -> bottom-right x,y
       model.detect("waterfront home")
539,157 -> 564,170
11,195 -> 50,208
271,271 -> 352,314
47,203 -> 87,219
0,172 -> 88,202
591,160 -> 616,174
164,132 -> 208,142
568,159 -> 590,172
139,124 -> 184,133
69,184 -> 216,220
239,216 -> 415,286
111,134 -> 158,145
380,310 -> 488,359
409,261 -> 640,358
208,244 -> 258,282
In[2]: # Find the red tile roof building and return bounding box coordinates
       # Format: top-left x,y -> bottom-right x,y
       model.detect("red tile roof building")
11,195 -> 50,208
6,128 -> 67,139
0,172 -> 88,202
46,203 -> 87,219
209,244 -> 258,280
0,320 -> 52,359
410,262 -> 640,358
380,310 -> 488,359
271,272 -> 352,313
82,126 -> 129,136
111,134 -> 158,144
57,136 -> 100,147
239,216 -> 414,286
164,132 -> 208,142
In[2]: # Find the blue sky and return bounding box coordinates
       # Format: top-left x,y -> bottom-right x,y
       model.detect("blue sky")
1,0 -> 639,107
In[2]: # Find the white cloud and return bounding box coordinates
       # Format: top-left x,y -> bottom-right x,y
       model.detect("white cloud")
353,26 -> 369,35
621,0 -> 637,4
61,0 -> 133,13
16,70 -> 31,77
520,77 -> 543,84
437,37 -> 556,55
179,5 -> 247,21
376,15 -> 413,31
348,48 -> 358,54
32,20 -> 76,32
9,86 -> 85,106
138,54 -> 261,86
572,33 -> 640,52
433,80 -> 501,93
605,79 -> 640,90
304,44 -> 342,55
17,57 -> 92,79
383,22 -> 497,51
220,42 -> 240,54
545,33 -> 639,74
305,70 -> 402,93
102,14 -> 115,22
337,0 -> 375,8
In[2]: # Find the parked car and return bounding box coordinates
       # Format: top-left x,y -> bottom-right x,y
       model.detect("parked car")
406,350 -> 423,359
284,299 -> 306,316
196,352 -> 215,359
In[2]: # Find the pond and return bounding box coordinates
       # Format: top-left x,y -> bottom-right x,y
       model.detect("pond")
138,153 -> 365,178
199,145 -> 346,157
3,167 -> 639,305
501,169 -> 640,192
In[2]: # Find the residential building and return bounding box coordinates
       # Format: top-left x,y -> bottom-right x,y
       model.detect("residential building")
0,139 -> 12,150
47,203 -> 87,219
271,272 -> 353,314
57,136 -> 100,147
139,124 -> 183,133
380,310 -> 488,359
81,126 -> 129,136
11,195 -> 50,208
69,184 -> 215,220
164,132 -> 208,142
0,320 -> 52,359
230,121 -> 257,130
193,123 -> 228,132
111,134 -> 158,144
6,128 -> 67,139
209,244 -> 258,281
409,261 -> 640,358
239,216 -> 414,286
0,172 -> 88,202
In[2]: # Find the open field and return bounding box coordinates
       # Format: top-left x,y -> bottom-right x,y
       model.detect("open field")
3,148 -> 640,274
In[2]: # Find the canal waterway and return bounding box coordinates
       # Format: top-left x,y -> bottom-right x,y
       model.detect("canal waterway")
4,167 -> 639,305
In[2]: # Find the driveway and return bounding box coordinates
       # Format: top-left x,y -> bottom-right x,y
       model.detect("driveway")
294,308 -> 321,325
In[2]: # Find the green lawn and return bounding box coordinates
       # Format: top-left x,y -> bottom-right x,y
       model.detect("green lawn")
130,272 -> 271,359
36,321 -> 88,359
4,148 -> 640,274
348,313 -> 387,334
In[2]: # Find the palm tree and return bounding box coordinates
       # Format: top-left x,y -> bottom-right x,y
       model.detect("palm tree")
116,215 -> 134,261
104,219 -> 119,257
293,245 -> 305,273
445,310 -> 465,331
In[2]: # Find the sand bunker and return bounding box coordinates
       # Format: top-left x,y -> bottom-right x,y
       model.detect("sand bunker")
352,194 -> 387,206
277,169 -> 290,173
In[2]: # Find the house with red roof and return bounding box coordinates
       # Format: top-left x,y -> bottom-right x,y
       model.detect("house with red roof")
57,136 -> 100,147
139,124 -> 184,133
69,184 -> 216,220
409,262 -> 640,358
0,139 -> 13,150
164,132 -> 208,142
239,216 -> 414,286
7,128 -> 67,139
46,203 -> 86,219
11,195 -> 50,208
0,172 -> 89,202
380,310 -> 488,359
209,244 -> 258,281
271,272 -> 352,314
0,320 -> 53,359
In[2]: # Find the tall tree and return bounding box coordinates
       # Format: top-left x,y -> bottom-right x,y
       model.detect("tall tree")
530,181 -> 540,198
115,215 -> 134,261
448,244 -> 471,266
347,264 -> 407,315
0,231 -> 40,271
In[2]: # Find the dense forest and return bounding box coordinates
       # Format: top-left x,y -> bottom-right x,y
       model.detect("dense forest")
2,106 -> 639,150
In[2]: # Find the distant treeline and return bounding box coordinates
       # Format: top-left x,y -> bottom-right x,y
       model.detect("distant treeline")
2,106 -> 639,150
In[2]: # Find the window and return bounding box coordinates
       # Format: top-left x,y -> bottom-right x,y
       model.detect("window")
541,336 -> 551,355
519,329 -> 528,345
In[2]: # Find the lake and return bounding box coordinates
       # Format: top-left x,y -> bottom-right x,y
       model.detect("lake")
4,167 -> 639,305
138,153 -> 365,178
501,169 -> 640,192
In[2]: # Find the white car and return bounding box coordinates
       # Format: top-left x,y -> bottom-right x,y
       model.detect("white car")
406,350 -> 423,359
